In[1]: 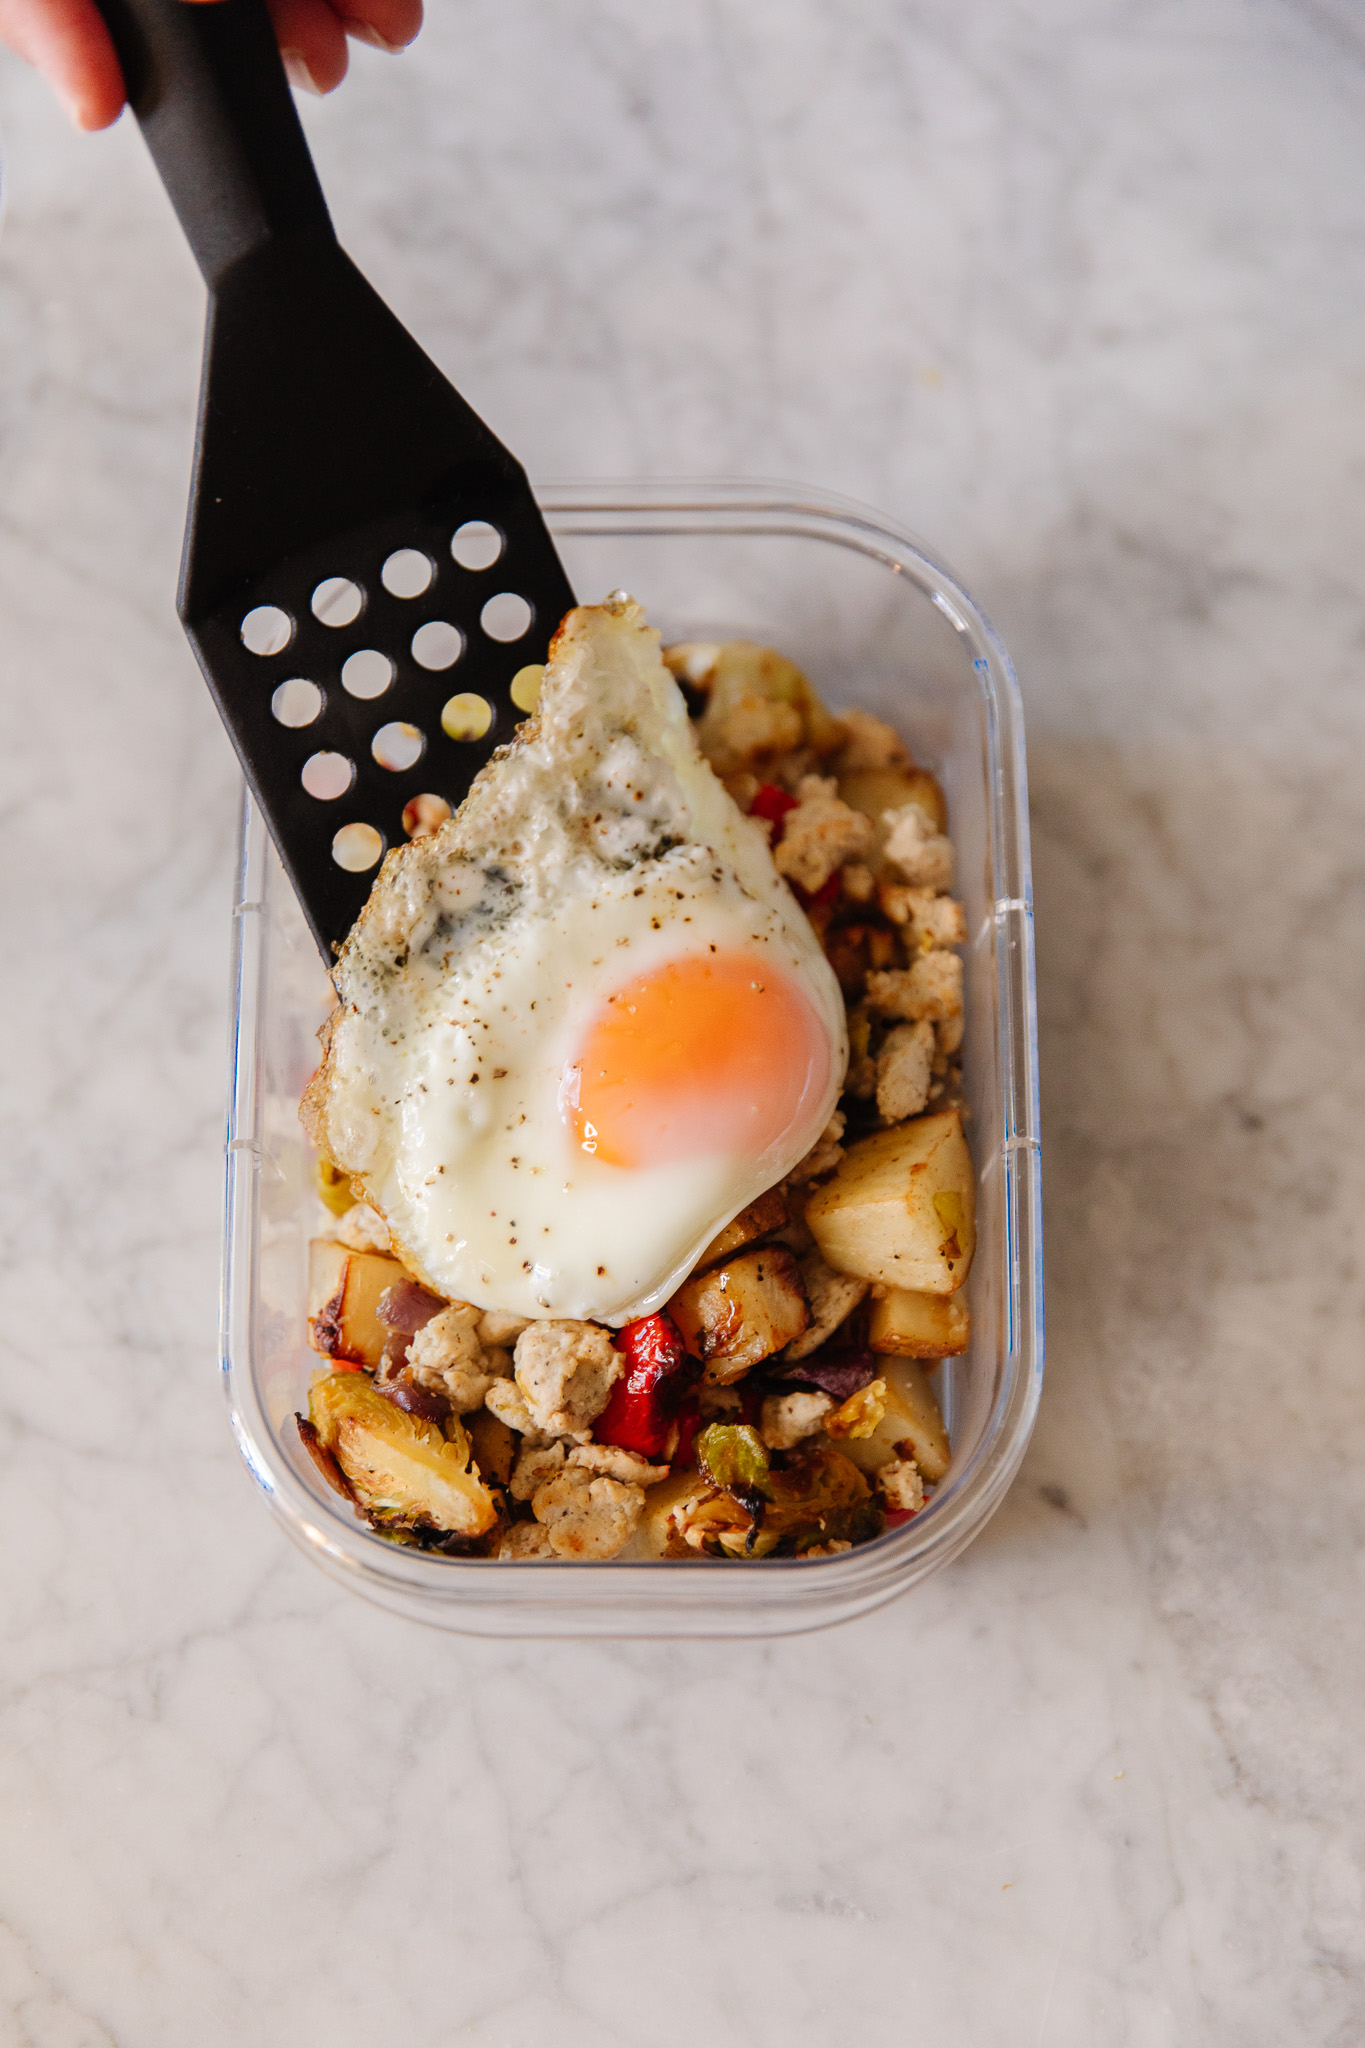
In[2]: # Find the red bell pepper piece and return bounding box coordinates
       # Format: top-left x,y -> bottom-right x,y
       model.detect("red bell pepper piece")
670,1395 -> 701,1470
796,870 -> 842,913
750,783 -> 799,839
618,1311 -> 689,1380
596,1312 -> 693,1459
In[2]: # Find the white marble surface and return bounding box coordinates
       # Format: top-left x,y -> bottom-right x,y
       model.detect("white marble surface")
2,2 -> 1364,2040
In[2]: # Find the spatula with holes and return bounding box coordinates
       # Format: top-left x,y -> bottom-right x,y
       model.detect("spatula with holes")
93,0 -> 576,956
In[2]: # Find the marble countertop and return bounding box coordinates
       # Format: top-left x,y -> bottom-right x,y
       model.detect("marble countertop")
3,3 -> 1364,2041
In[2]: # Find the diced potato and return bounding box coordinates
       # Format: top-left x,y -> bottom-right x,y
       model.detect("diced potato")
630,1470 -> 709,1559
804,1109 -> 975,1293
677,640 -> 844,761
839,765 -> 945,835
828,1358 -> 951,1483
307,1238 -> 407,1368
668,1246 -> 810,1384
663,642 -> 723,692
307,1372 -> 499,1535
838,765 -> 947,837
695,1186 -> 789,1269
868,1286 -> 971,1358
467,1407 -> 516,1488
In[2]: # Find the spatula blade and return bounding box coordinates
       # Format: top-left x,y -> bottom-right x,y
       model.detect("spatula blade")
92,0 -> 577,956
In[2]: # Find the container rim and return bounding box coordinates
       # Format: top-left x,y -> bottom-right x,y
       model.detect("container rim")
221,477 -> 1043,1637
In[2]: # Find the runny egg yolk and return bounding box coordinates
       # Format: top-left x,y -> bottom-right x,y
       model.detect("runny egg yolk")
560,949 -> 834,1170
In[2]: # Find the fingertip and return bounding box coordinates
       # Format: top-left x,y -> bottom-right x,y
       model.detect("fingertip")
0,0 -> 127,129
71,53 -> 126,128
268,0 -> 349,93
281,38 -> 348,94
69,77 -> 126,129
72,99 -> 123,131
281,47 -> 321,94
339,0 -> 422,55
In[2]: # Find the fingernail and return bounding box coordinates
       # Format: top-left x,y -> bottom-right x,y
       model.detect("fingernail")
343,22 -> 406,51
281,49 -> 322,94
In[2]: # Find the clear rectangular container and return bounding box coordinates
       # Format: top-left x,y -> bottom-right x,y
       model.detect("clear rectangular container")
221,480 -> 1043,1636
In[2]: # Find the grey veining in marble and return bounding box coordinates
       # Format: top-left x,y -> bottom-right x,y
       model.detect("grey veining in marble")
2,2 -> 1365,2041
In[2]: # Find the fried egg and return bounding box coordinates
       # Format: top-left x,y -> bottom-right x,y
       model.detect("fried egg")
303,597 -> 847,1322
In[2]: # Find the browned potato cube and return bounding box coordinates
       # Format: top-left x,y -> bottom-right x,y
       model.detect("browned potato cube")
868,1287 -> 971,1359
838,765 -> 947,837
632,1470 -> 712,1559
307,1238 -> 406,1368
668,1246 -> 810,1384
695,1186 -> 790,1270
829,1359 -> 951,1483
672,639 -> 845,762
804,1109 -> 975,1293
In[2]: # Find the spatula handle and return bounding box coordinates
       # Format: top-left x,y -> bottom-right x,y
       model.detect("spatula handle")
92,0 -> 335,289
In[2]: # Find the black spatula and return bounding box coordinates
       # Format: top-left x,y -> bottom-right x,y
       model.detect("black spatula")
94,0 -> 576,956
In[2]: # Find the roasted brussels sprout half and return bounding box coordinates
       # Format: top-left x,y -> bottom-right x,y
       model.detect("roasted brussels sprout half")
764,1440 -> 878,1552
648,1438 -> 877,1558
696,1422 -> 771,1524
303,1372 -> 498,1538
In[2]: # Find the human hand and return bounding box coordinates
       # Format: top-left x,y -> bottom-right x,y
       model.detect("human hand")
0,0 -> 423,129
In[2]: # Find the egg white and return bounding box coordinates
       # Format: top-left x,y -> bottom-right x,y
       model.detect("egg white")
304,597 -> 847,1322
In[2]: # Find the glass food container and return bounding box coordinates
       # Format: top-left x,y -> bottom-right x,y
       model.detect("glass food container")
222,480 -> 1043,1636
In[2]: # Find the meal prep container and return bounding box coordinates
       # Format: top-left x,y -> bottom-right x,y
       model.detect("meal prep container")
222,480 -> 1043,1636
